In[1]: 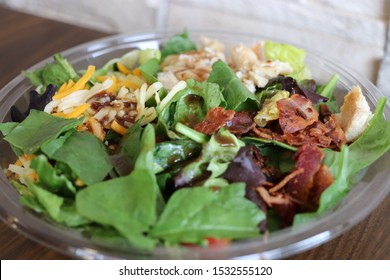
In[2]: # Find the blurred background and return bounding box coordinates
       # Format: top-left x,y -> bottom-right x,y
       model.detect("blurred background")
1,0 -> 390,95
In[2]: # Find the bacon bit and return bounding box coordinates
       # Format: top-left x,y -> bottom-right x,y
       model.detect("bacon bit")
277,94 -> 319,134
194,107 -> 235,135
256,186 -> 297,227
251,126 -> 285,142
324,115 -> 347,150
285,144 -> 324,204
319,103 -> 332,122
284,116 -> 346,150
226,111 -> 256,135
256,187 -> 291,208
269,168 -> 304,193
261,181 -> 275,188
309,164 -> 334,207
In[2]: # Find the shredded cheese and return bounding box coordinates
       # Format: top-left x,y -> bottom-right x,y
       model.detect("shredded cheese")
53,65 -> 95,100
53,103 -> 90,119
132,68 -> 142,77
111,120 -> 127,135
159,81 -> 187,110
117,62 -> 131,74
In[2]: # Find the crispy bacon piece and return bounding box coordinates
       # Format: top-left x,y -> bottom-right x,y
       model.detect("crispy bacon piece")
309,164 -> 334,207
277,94 -> 319,134
256,187 -> 297,227
285,143 -> 324,204
226,111 -> 256,135
251,126 -> 285,142
284,122 -> 332,148
194,107 -> 235,135
324,115 -> 347,150
284,116 -> 346,150
319,103 -> 332,122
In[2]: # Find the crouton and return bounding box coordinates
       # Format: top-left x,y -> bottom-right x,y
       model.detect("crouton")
336,86 -> 373,142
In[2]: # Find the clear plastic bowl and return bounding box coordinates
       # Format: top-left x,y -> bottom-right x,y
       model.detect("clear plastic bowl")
0,30 -> 389,259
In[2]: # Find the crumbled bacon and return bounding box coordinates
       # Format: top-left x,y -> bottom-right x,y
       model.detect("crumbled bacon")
226,111 -> 256,135
324,115 -> 347,150
284,116 -> 346,150
251,126 -> 285,142
319,103 -> 332,122
309,164 -> 334,207
285,143 -> 324,205
256,187 -> 297,227
277,94 -> 319,134
194,107 -> 235,135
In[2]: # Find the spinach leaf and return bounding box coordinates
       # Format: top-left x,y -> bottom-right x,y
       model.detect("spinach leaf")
161,31 -> 197,60
2,110 -> 82,154
50,131 -> 112,185
30,154 -> 76,195
208,60 -> 259,111
243,136 -> 297,152
150,183 -> 265,243
157,79 -> 226,138
41,130 -> 73,158
316,74 -> 340,113
0,122 -> 18,136
175,129 -> 244,187
294,97 -> 390,224
23,53 -> 78,91
112,121 -> 143,176
154,139 -> 202,173
76,169 -> 159,250
23,181 -> 90,227
140,58 -> 160,83
133,124 -> 156,171
346,97 -> 390,175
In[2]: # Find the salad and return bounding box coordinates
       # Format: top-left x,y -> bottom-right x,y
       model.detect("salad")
1,31 -> 390,251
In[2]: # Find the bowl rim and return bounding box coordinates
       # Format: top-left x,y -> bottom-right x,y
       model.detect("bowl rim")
0,29 -> 389,259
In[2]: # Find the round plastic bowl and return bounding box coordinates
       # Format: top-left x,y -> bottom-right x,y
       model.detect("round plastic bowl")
0,30 -> 389,259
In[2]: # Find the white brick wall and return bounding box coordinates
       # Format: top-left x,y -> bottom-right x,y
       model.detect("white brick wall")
1,0 -> 390,94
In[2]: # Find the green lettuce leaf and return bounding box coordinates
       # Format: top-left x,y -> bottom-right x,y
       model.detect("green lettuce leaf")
140,58 -> 160,83
150,182 -> 265,243
23,53 -> 79,91
153,139 -> 202,174
30,154 -> 76,195
157,79 -> 227,138
50,131 -> 112,185
2,110 -> 82,154
264,41 -> 308,80
175,129 -> 244,187
161,31 -> 197,60
76,169 -> 159,250
208,60 -> 259,111
22,181 -> 90,227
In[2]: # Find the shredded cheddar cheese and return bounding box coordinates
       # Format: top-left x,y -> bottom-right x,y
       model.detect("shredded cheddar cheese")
111,120 -> 127,135
53,65 -> 95,100
53,103 -> 90,119
117,62 -> 131,74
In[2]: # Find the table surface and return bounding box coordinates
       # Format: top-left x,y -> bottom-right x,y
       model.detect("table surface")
0,6 -> 389,260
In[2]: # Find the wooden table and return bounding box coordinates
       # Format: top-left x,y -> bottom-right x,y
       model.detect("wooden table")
0,6 -> 389,260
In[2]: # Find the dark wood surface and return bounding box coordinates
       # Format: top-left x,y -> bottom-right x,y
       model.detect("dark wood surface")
0,6 -> 389,260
